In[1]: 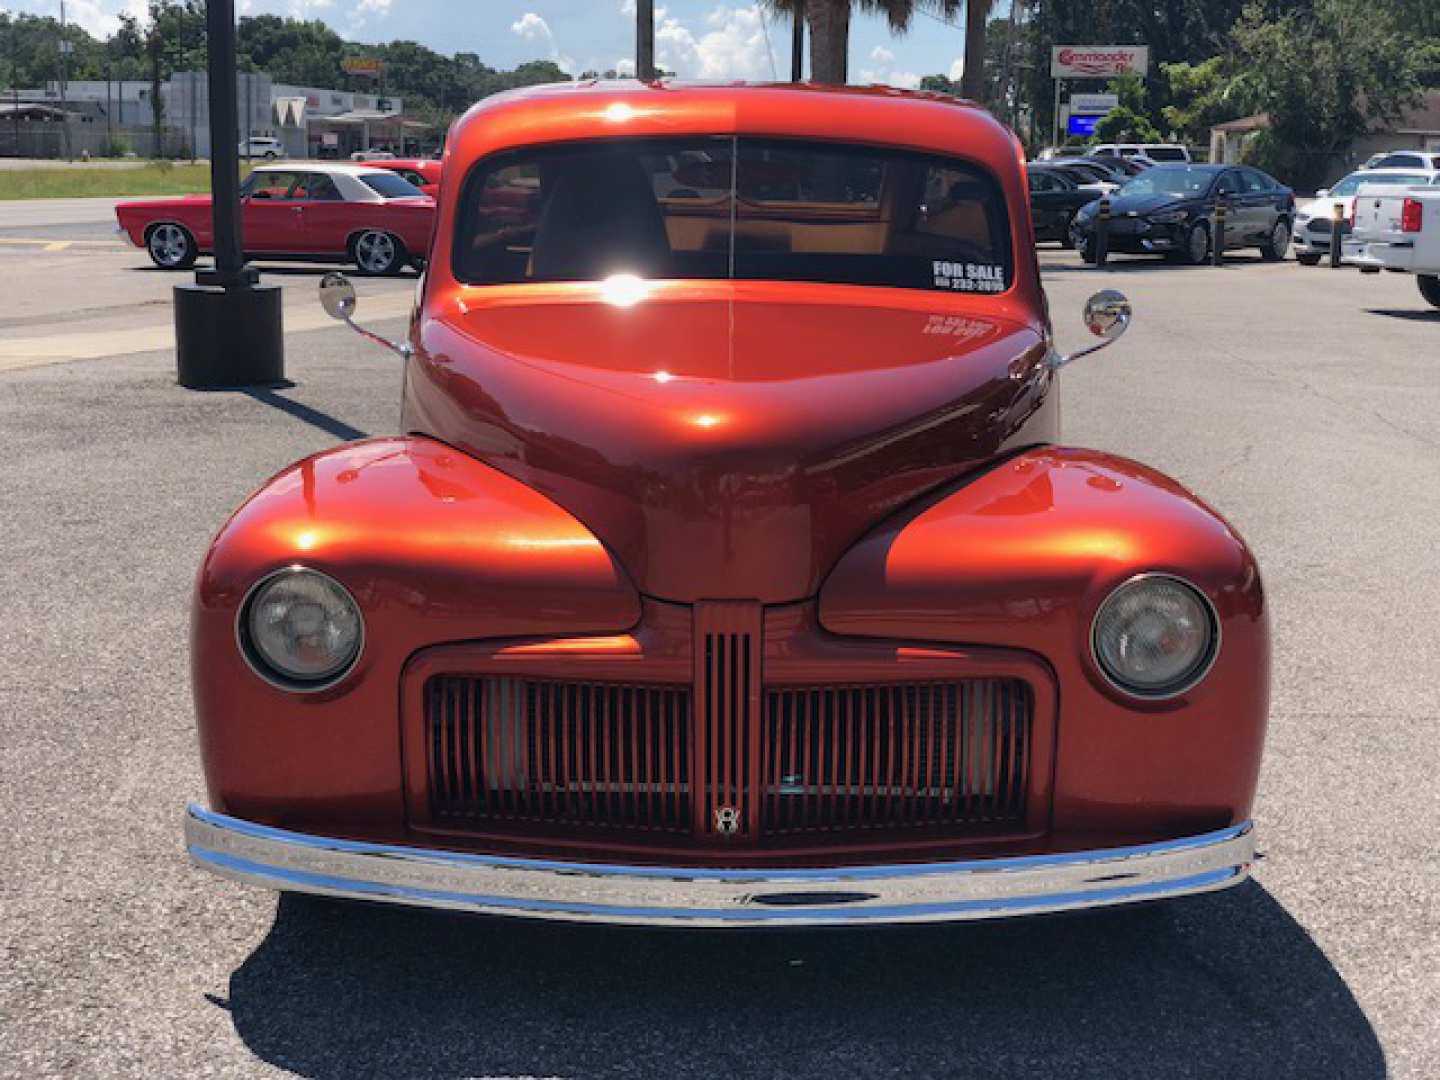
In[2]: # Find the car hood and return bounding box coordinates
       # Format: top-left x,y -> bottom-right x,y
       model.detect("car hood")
1087,192 -> 1201,217
404,285 -> 1054,603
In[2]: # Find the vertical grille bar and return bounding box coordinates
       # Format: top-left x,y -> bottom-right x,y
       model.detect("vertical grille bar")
691,601 -> 763,842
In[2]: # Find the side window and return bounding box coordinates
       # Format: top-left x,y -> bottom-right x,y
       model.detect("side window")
1216,171 -> 1242,196
307,174 -> 343,201
1028,170 -> 1057,193
402,169 -> 426,186
1240,169 -> 1270,194
248,171 -> 300,199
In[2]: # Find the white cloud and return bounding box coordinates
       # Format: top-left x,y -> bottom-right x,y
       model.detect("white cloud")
654,4 -> 773,80
614,58 -> 637,77
59,0 -> 146,37
948,57 -> 965,82
620,0 -> 637,14
510,12 -> 553,43
870,45 -> 895,65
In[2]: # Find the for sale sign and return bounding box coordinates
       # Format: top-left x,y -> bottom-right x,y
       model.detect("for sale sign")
1051,46 -> 1149,78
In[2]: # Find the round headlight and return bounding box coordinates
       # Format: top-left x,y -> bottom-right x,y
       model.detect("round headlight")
1091,574 -> 1218,699
241,568 -> 363,690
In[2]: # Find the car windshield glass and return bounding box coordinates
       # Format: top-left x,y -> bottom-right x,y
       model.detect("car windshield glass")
1143,147 -> 1188,162
1118,167 -> 1215,197
454,136 -> 1013,294
361,173 -> 424,198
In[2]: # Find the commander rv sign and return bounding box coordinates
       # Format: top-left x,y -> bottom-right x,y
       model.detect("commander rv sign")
1050,46 -> 1149,78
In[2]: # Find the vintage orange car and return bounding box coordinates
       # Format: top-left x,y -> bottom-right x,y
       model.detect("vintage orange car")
184,82 -> 1268,926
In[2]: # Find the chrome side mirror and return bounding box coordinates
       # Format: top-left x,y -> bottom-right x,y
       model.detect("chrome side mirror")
318,272 -> 412,360
1051,289 -> 1132,370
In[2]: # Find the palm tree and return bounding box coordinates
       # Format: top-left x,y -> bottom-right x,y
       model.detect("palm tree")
763,0 -> 989,96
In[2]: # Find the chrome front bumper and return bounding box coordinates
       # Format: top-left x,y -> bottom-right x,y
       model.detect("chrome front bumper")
185,806 -> 1255,927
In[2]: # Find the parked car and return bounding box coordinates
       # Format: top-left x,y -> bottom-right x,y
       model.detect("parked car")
1363,150 -> 1440,170
1027,163 -> 1102,245
1039,158 -> 1120,194
115,163 -> 435,275
351,148 -> 397,162
1293,168 -> 1440,265
1070,163 -> 1295,264
182,81 -> 1268,928
1092,142 -> 1191,164
369,157 -> 443,198
238,136 -> 283,160
1344,178 -> 1440,309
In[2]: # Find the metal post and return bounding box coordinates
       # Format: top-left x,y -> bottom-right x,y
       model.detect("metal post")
1095,197 -> 1110,268
1330,201 -> 1344,268
1051,77 -> 1061,150
637,0 -> 655,81
172,0 -> 283,388
790,0 -> 804,82
1213,194 -> 1227,267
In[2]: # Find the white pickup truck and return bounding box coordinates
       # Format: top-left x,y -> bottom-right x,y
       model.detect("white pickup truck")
1344,180 -> 1440,309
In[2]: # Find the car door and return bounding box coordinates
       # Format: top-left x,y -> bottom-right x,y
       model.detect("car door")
1026,168 -> 1067,236
1238,168 -> 1278,242
297,172 -> 351,256
1214,170 -> 1245,247
242,170 -> 306,254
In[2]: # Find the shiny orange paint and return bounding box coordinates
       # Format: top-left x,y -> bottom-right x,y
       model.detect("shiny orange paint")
192,83 -> 1268,866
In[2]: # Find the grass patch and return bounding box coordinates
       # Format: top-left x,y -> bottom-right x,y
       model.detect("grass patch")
0,162 -> 253,200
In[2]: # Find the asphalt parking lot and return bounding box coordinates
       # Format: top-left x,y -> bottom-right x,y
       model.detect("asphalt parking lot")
1,202 -> 1438,1078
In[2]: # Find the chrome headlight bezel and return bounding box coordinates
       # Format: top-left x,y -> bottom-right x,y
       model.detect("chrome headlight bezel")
1089,572 -> 1221,701
236,566 -> 365,693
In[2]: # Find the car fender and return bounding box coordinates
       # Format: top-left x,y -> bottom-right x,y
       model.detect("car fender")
192,435 -> 640,823
819,445 -> 1270,837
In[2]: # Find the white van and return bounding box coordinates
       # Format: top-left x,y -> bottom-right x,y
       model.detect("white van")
239,136 -> 283,160
1092,143 -> 1191,164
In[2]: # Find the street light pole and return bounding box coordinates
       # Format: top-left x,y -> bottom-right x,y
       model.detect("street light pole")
172,0 -> 283,388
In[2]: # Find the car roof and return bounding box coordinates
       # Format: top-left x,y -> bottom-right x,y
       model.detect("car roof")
446,80 -> 1015,173
251,162 -> 393,177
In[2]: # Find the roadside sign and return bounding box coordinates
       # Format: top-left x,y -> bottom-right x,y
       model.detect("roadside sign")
1067,114 -> 1101,137
1051,46 -> 1149,78
1070,92 -> 1119,114
342,57 -> 385,78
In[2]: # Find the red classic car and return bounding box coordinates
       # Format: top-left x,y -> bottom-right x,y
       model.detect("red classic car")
369,157 -> 443,198
184,82 -> 1269,926
115,162 -> 435,275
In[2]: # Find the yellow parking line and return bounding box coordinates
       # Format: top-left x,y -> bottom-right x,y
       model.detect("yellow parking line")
43,241 -> 72,252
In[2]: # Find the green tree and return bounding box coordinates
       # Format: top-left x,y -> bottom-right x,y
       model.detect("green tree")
1160,57 -> 1241,146
1228,0 -> 1424,186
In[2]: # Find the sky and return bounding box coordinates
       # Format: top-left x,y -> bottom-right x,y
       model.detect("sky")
1,0 -> 973,87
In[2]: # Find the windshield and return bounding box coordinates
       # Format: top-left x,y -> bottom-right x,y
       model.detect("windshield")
1117,167 -> 1216,198
1142,147 -> 1188,162
453,137 -> 1013,294
361,173 -> 425,199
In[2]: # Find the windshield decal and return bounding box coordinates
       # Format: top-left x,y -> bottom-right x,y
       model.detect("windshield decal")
932,261 -> 1007,293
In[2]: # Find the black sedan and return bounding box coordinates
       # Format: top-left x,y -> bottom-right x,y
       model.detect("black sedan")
1026,164 -> 1103,247
1069,164 -> 1296,264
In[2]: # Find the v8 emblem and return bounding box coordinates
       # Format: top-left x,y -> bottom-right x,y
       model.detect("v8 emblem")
714,806 -> 740,836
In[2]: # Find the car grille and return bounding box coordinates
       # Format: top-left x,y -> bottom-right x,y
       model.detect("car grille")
423,672 -> 1033,843
427,675 -> 693,834
762,681 -> 1032,835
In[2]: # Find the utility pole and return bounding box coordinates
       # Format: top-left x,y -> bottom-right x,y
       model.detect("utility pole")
58,0 -> 72,158
790,0 -> 805,81
637,0 -> 655,81
172,0 -> 283,389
